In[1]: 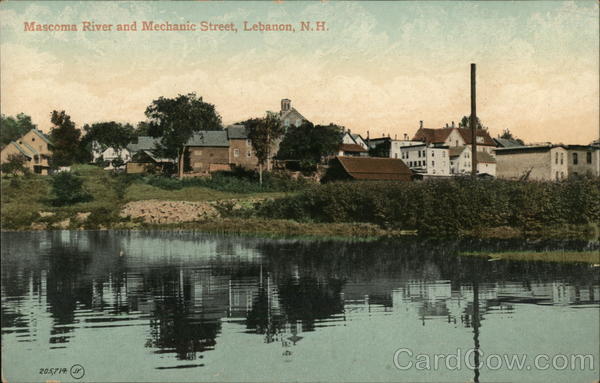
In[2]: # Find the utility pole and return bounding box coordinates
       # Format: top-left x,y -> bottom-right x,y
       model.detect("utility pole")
470,63 -> 478,178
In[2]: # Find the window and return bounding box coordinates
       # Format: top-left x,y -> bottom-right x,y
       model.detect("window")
422,150 -> 426,157
431,151 -> 434,157
432,161 -> 435,166
555,152 -> 558,164
560,153 -> 563,165
32,137 -> 35,142
556,171 -> 559,180
573,153 -> 578,165
587,152 -> 592,164
295,119 -> 302,127
247,151 -> 252,158
233,149 -> 240,158
284,119 -> 290,127
418,151 -> 421,158
394,153 -> 398,159
247,139 -> 251,147
195,150 -> 202,156
455,140 -> 459,146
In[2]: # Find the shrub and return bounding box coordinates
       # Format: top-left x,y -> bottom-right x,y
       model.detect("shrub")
51,171 -> 93,206
257,178 -> 600,237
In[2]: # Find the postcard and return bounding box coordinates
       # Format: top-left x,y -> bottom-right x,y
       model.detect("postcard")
1,1 -> 599,382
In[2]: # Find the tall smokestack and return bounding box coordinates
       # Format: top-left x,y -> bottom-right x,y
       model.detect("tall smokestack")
470,63 -> 478,178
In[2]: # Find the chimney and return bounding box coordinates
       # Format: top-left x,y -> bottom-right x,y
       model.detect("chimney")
281,98 -> 291,113
451,121 -> 455,128
445,123 -> 449,128
394,134 -> 397,140
404,133 -> 408,140
419,120 -> 423,129
348,129 -> 351,135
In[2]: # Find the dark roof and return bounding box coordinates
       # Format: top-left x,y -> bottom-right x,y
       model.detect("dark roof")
336,156 -> 412,180
456,128 -> 496,146
186,131 -> 229,147
226,124 -> 248,139
565,144 -> 599,151
412,128 -> 453,144
127,136 -> 162,152
494,137 -> 523,148
495,144 -> 561,155
339,143 -> 367,153
413,127 -> 495,146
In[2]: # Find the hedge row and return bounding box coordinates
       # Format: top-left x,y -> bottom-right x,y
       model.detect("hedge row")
257,177 -> 600,236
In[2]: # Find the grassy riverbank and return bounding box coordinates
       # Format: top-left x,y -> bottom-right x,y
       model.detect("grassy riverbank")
1,166 -> 599,241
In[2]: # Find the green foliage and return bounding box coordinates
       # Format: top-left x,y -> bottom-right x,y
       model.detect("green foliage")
244,112 -> 286,166
140,170 -> 311,194
277,122 -> 343,163
368,140 -> 390,157
145,93 -> 222,176
458,115 -> 487,130
0,113 -> 36,146
0,154 -> 29,176
81,121 -> 136,163
51,171 -> 93,206
258,178 -> 600,237
49,110 -> 83,166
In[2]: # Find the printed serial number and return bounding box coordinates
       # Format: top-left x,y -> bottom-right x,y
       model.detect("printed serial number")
39,368 -> 68,375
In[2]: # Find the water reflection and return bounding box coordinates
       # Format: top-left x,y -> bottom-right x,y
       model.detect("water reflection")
1,231 -> 598,382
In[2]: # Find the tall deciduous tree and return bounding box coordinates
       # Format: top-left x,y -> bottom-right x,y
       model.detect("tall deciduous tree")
277,122 -> 343,167
144,93 -> 222,178
49,111 -> 82,167
81,121 -> 136,165
458,115 -> 486,130
0,113 -> 36,147
245,112 -> 286,185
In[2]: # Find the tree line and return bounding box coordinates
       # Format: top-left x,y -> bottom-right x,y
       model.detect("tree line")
1,93 -> 344,182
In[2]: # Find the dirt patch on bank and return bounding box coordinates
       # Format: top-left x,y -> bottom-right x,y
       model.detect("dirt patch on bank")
120,200 -> 221,224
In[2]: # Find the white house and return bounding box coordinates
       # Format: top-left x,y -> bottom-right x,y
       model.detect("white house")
400,144 -> 451,176
91,141 -> 131,170
449,146 -> 496,177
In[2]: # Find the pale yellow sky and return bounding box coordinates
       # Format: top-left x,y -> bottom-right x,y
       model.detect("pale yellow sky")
1,1 -> 598,144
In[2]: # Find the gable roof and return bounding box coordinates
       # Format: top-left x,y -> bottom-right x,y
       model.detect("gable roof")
31,129 -> 52,146
412,128 -> 453,144
456,128 -> 496,146
127,136 -> 162,153
339,143 -> 368,153
280,107 -> 307,123
8,142 -> 33,158
336,156 -> 412,180
413,127 -> 495,146
351,134 -> 367,144
494,137 -> 523,148
186,130 -> 229,147
226,124 -> 248,139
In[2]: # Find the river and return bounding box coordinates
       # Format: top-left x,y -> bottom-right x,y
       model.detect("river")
1,231 -> 598,382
